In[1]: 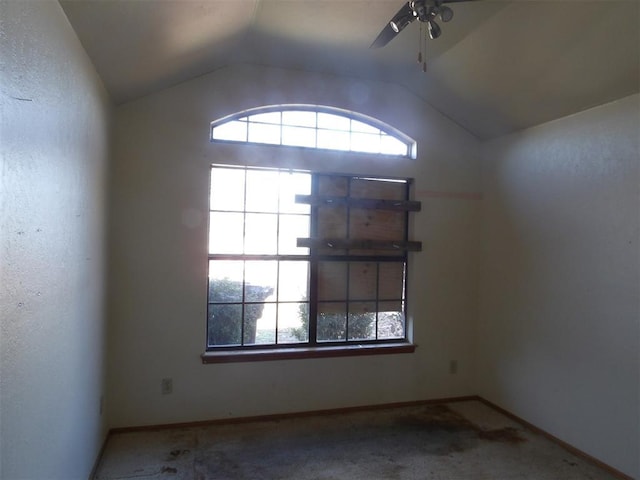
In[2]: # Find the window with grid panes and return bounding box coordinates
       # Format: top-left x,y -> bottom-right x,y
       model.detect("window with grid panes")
210,105 -> 417,159
206,165 -> 420,352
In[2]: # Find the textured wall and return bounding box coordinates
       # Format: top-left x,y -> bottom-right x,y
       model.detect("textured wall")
0,2 -> 111,478
478,95 -> 639,478
108,64 -> 481,428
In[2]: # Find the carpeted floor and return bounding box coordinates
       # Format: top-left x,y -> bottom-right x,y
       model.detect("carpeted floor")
94,400 -> 620,479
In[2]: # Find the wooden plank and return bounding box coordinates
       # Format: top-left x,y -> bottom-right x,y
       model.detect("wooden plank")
295,195 -> 421,212
297,238 -> 422,252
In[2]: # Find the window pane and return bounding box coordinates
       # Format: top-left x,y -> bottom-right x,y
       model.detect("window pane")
255,312 -> 276,345
248,122 -> 280,145
317,303 -> 347,342
377,302 -> 405,339
209,212 -> 244,254
208,304 -> 242,346
244,260 -> 278,344
246,169 -> 279,212
278,261 -> 309,302
317,129 -> 350,151
317,206 -> 347,239
317,112 -> 350,130
249,111 -> 281,124
351,178 -> 405,200
378,262 -> 405,300
381,134 -> 408,156
318,175 -> 348,196
282,125 -> 316,148
277,302 -> 308,343
282,110 -> 316,127
212,120 -> 247,142
244,302 -> 272,345
351,119 -> 379,134
278,214 -> 309,255
348,303 -> 376,340
254,301 -> 277,345
279,172 -> 311,214
350,209 -> 404,242
244,213 -> 277,254
351,132 -> 381,154
318,262 -> 347,301
208,260 -> 244,302
210,167 -> 245,211
349,262 -> 377,300
245,261 -> 277,302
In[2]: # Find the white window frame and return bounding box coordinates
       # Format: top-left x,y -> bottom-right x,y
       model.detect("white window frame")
210,105 -> 417,159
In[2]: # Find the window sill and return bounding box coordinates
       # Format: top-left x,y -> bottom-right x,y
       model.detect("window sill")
201,342 -> 416,364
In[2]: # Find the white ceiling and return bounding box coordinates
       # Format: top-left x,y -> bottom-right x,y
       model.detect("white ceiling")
60,0 -> 640,139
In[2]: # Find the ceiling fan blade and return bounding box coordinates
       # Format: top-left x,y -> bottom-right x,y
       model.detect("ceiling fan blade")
370,23 -> 398,49
370,1 -> 415,49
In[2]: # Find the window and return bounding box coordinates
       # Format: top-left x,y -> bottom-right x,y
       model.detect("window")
211,105 -> 417,159
204,165 -> 422,361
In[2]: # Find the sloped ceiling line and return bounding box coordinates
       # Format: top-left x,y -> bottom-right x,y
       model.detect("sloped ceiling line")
60,0 -> 639,139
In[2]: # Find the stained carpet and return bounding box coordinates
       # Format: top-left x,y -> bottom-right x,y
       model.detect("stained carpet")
94,400 -> 619,479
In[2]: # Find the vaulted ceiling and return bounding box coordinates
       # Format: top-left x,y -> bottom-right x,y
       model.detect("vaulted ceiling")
60,0 -> 639,139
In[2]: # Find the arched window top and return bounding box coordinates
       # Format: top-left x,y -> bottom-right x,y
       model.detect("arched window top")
210,105 -> 416,159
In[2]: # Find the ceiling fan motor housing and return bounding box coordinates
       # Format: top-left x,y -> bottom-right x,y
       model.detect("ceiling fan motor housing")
412,0 -> 443,21
373,0 -> 462,48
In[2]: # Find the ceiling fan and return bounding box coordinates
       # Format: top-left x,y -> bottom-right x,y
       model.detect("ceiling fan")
370,0 -> 476,49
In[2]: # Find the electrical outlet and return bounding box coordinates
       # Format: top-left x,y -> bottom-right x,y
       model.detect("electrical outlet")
449,360 -> 458,375
161,378 -> 173,395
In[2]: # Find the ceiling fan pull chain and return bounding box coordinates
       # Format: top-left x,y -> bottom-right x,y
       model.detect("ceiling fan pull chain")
422,26 -> 428,73
417,23 -> 423,64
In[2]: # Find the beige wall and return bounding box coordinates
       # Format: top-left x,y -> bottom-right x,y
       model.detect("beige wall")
478,95 -> 640,478
0,2 -> 111,478
108,64 -> 481,428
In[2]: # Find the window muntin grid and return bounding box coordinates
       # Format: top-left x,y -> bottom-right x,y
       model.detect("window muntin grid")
210,106 -> 416,159
207,165 -> 410,351
207,166 -> 312,348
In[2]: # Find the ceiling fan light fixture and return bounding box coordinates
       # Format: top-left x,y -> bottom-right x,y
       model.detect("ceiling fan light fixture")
427,19 -> 441,39
390,15 -> 413,33
439,6 -> 454,23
